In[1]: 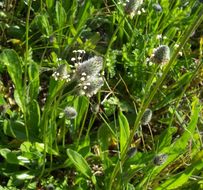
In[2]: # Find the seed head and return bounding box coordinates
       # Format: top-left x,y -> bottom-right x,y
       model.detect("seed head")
125,0 -> 143,18
46,184 -> 55,190
141,108 -> 152,125
127,147 -> 137,158
52,64 -> 70,81
64,106 -> 77,119
153,154 -> 168,166
73,56 -> 103,81
151,45 -> 170,64
78,76 -> 104,97
91,104 -> 100,114
152,3 -> 162,12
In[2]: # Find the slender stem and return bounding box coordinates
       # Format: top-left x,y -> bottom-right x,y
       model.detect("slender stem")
24,0 -> 32,141
108,6 -> 203,190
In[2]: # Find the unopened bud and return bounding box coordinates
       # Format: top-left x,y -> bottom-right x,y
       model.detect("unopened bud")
153,154 -> 168,166
141,108 -> 152,125
64,107 -> 77,119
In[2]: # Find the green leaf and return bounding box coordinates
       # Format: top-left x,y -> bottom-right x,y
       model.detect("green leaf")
0,94 -> 6,105
0,49 -> 24,112
67,149 -> 92,178
27,100 -> 40,135
118,111 -> 130,153
46,0 -> 54,9
172,97 -> 200,154
45,78 -> 65,106
156,157 -> 203,190
74,96 -> 89,130
157,127 -> 177,152
0,148 -> 19,164
32,13 -> 52,36
137,98 -> 201,188
98,122 -> 116,168
28,62 -> 39,100
55,1 -> 67,28
3,119 -> 37,142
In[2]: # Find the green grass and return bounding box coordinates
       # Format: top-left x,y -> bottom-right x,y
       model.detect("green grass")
0,0 -> 203,189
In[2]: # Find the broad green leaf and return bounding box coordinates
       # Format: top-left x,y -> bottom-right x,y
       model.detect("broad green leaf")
0,49 -> 24,111
67,149 -> 92,178
3,119 -> 37,142
28,62 -> 39,100
27,100 -> 40,135
0,148 -> 19,164
0,49 -> 22,93
118,111 -> 130,153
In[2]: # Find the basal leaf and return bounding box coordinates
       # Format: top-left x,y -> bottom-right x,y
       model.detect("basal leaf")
27,100 -> 40,135
118,111 -> 130,153
0,49 -> 24,111
0,148 -> 19,164
67,149 -> 92,178
28,62 -> 39,100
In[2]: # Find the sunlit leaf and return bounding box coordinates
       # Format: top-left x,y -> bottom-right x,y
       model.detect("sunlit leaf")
118,111 -> 130,153
67,149 -> 92,178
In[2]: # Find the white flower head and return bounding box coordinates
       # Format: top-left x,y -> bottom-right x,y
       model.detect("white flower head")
151,45 -> 170,64
78,76 -> 104,97
52,64 -> 71,81
73,56 -> 103,80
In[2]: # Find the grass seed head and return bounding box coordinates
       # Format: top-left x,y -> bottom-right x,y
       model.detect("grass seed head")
64,106 -> 77,119
151,45 -> 170,64
141,108 -> 152,125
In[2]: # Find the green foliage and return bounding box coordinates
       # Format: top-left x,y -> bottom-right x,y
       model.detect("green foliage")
0,49 -> 24,112
0,0 -> 203,189
67,149 -> 93,179
118,110 -> 130,153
